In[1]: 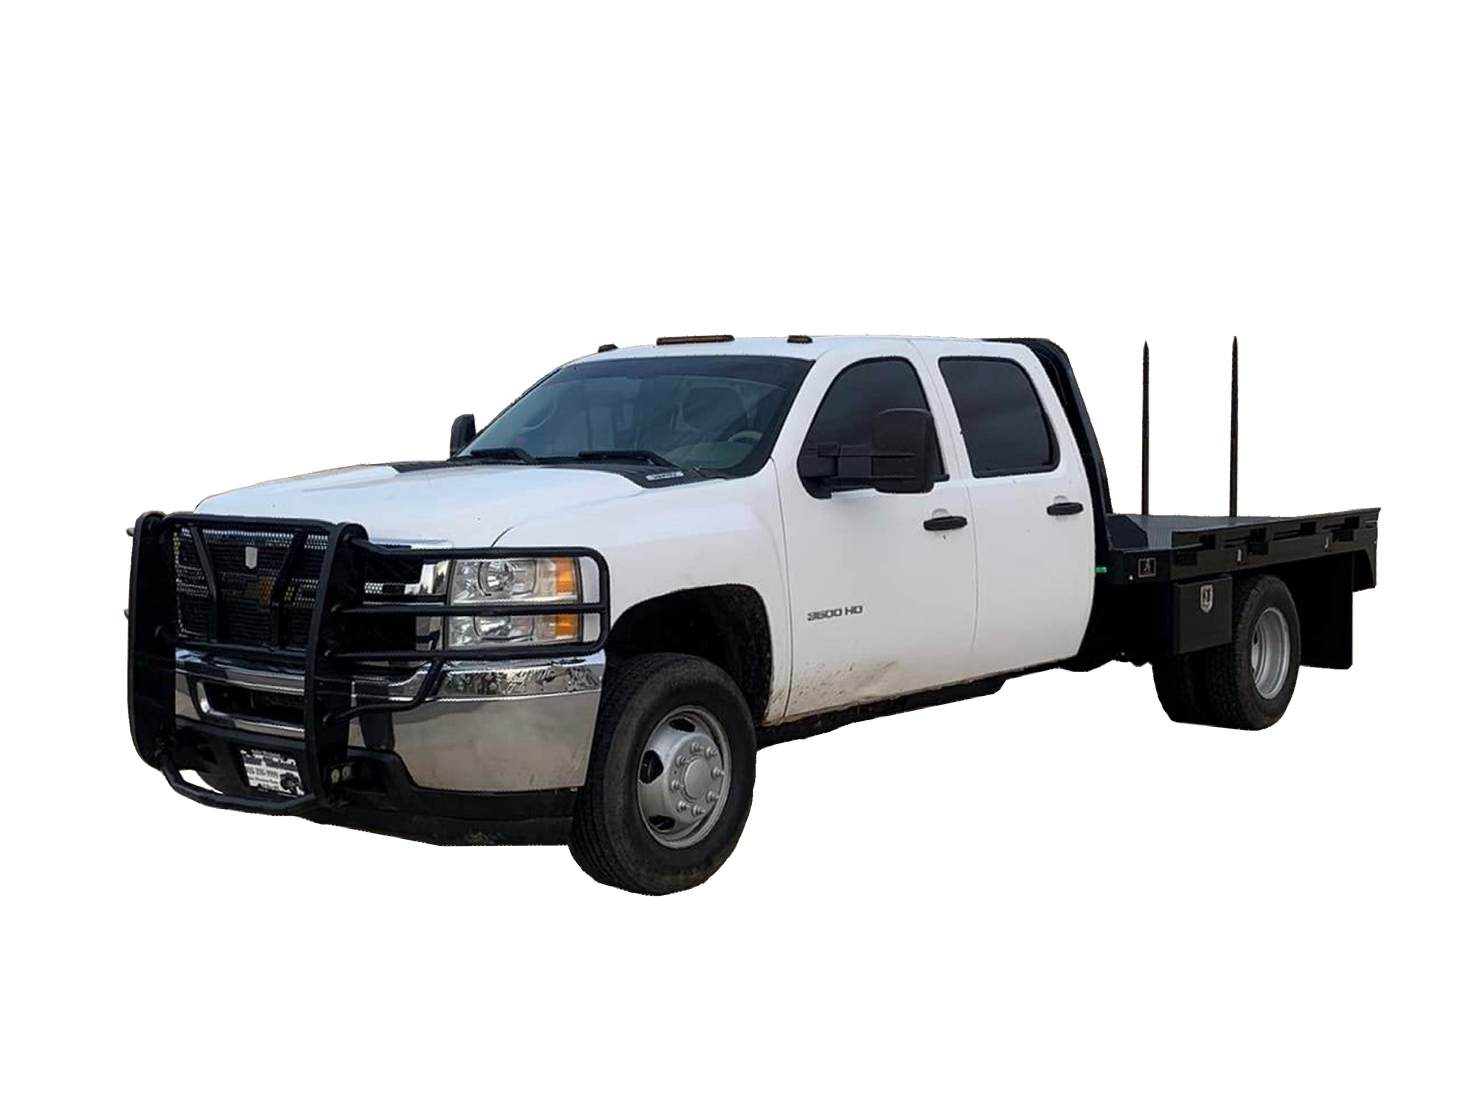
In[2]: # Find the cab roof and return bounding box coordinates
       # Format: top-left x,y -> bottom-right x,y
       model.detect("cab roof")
578,334 -> 1007,364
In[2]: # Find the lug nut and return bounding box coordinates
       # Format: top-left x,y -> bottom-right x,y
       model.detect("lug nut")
669,779 -> 681,791
706,748 -> 717,759
692,805 -> 706,817
712,767 -> 723,779
676,800 -> 689,812
691,743 -> 704,755
706,792 -> 719,804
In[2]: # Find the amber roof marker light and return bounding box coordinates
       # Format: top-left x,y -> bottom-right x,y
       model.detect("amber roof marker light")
655,334 -> 734,346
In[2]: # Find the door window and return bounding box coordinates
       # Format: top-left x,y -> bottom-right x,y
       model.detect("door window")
938,357 -> 1058,476
802,357 -> 943,489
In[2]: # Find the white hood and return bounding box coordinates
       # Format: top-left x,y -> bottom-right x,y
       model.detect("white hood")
196,462 -> 645,546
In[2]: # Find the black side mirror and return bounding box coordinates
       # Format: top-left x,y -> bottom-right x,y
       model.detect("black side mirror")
870,408 -> 936,494
449,413 -> 477,457
797,407 -> 938,497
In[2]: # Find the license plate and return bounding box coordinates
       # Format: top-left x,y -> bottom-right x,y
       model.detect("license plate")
239,748 -> 305,797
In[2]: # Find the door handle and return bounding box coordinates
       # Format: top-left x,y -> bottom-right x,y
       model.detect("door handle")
923,514 -> 968,531
1046,501 -> 1084,516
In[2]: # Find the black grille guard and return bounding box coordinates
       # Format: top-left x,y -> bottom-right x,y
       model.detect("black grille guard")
127,511 -> 609,814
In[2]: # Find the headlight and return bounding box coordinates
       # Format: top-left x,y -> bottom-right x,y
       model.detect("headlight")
450,557 -> 579,604
446,556 -> 589,647
447,612 -> 583,647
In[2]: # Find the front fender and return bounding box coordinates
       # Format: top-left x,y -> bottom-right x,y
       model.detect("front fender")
491,473 -> 792,720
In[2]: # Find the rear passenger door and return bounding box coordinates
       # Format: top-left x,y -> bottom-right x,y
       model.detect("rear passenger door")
929,346 -> 1094,677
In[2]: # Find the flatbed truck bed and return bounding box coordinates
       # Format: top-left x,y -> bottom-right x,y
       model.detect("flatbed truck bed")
1104,509 -> 1379,584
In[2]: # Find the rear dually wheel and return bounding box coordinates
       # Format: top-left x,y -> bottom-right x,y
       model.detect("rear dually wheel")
1204,575 -> 1301,730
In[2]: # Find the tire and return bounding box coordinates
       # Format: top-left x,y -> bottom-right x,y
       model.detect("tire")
1200,575 -> 1302,731
1152,651 -> 1214,724
570,653 -> 756,894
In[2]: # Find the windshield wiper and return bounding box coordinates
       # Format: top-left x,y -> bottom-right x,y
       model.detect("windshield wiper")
455,447 -> 539,464
540,449 -> 722,477
557,449 -> 683,470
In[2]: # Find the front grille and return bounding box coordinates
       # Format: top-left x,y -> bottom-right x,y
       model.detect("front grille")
365,552 -> 439,596
173,528 -> 327,651
171,527 -> 443,656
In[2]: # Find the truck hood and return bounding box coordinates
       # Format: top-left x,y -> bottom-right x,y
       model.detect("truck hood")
196,462 -> 645,545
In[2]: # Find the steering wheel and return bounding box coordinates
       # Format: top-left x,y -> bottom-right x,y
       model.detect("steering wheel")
726,430 -> 762,445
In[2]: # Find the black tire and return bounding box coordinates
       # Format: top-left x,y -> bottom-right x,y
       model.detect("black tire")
1200,575 -> 1302,731
570,653 -> 756,894
1152,651 -> 1214,724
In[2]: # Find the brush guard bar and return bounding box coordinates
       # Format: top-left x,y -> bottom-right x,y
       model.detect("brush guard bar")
127,511 -> 609,814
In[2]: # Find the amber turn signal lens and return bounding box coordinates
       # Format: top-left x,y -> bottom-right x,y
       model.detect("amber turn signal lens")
549,558 -> 579,599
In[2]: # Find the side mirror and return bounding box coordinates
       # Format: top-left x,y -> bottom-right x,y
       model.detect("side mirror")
796,408 -> 937,496
449,413 -> 476,458
870,408 -> 936,494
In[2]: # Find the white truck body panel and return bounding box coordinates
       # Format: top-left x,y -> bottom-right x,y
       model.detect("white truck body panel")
493,471 -> 797,722
911,340 -> 1096,677
196,336 -> 1096,725
772,339 -> 978,715
197,462 -> 641,544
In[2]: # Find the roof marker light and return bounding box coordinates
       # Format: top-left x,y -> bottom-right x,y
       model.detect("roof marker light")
655,334 -> 734,346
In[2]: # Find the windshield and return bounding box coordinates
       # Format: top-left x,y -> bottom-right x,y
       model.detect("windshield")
463,355 -> 812,476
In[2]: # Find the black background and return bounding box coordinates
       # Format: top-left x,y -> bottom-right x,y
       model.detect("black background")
119,329 -> 1392,909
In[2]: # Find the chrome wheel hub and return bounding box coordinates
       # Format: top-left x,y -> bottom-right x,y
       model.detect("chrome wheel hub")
636,706 -> 731,848
1250,606 -> 1292,700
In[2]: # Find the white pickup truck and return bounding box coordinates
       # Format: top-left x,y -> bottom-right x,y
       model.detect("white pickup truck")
127,335 -> 1379,893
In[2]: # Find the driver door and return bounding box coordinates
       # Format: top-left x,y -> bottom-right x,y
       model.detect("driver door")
776,346 -> 976,718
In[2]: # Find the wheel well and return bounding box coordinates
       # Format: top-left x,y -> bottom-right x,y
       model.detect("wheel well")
606,585 -> 773,722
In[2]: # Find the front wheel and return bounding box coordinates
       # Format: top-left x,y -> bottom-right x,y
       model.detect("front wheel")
570,653 -> 756,894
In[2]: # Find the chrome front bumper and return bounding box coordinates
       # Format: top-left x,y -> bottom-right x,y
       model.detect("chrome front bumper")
174,649 -> 604,792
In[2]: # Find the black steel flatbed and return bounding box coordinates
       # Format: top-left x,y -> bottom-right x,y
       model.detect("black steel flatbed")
1102,508 -> 1379,586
